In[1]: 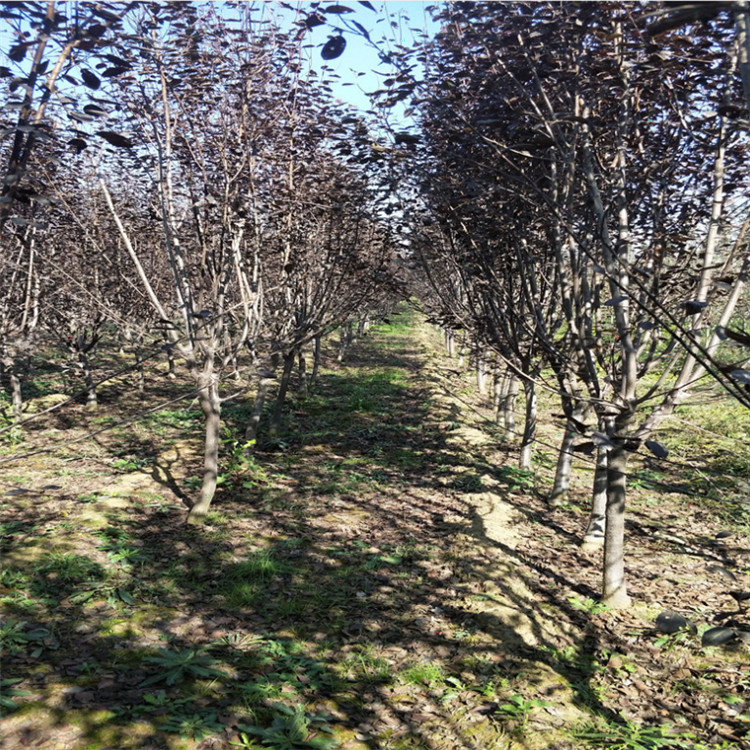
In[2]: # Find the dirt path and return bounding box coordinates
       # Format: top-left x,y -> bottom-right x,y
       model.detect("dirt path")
382,326 -> 591,747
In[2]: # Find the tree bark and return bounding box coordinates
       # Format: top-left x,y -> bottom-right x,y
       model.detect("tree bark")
549,400 -> 591,505
457,332 -> 467,367
337,322 -> 353,363
163,333 -> 176,379
269,351 -> 296,438
134,332 -> 145,394
582,445 -> 608,547
602,433 -> 632,608
476,350 -> 488,395
493,368 -> 504,426
445,328 -> 455,357
187,375 -> 221,524
298,348 -> 308,396
549,418 -> 578,506
10,367 -> 22,422
519,376 -> 537,470
1,357 -> 23,422
502,373 -> 519,437
310,334 -> 322,388
244,377 -> 271,450
79,350 -> 97,409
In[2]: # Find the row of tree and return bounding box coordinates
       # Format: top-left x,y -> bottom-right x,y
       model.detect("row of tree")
3,1 -> 750,608
391,1 -> 750,607
0,2 -> 402,522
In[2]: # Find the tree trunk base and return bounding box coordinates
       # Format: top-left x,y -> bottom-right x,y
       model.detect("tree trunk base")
548,490 -> 568,507
580,538 -> 604,552
602,588 -> 631,609
186,509 -> 207,526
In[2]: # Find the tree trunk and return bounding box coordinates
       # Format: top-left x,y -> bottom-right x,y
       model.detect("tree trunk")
502,373 -> 519,437
493,369 -> 504,426
163,332 -> 176,379
298,348 -> 308,396
187,378 -> 222,525
519,376 -> 537,470
582,445 -> 608,548
310,334 -> 322,388
1,357 -> 23,422
549,418 -> 578,506
457,332 -> 467,367
549,400 -> 590,505
11,369 -> 22,421
337,322 -> 353,363
135,332 -> 145,394
244,376 -> 272,450
269,351 -> 296,438
79,350 -> 97,409
602,434 -> 632,608
445,328 -> 455,357
476,350 -> 488,395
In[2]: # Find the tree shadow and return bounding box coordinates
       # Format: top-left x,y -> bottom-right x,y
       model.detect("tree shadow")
4,321 -> 743,750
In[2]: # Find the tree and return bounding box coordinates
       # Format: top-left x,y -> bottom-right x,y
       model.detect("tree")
408,1 -> 749,606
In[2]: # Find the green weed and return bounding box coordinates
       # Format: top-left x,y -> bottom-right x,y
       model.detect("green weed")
494,693 -> 549,732
111,455 -> 151,471
140,645 -> 226,687
158,705 -> 225,741
571,719 -> 704,749
653,629 -> 695,651
232,703 -> 338,749
343,646 -> 393,685
219,430 -> 270,489
568,596 -> 611,615
496,465 -> 536,492
441,675 -> 469,704
0,678 -> 31,715
0,619 -> 53,657
219,549 -> 294,608
401,660 -> 445,687
34,552 -> 107,586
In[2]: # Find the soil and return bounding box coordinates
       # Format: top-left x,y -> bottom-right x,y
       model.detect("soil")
1,315 -> 749,750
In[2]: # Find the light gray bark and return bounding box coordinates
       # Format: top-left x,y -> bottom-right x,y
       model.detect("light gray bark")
582,445 -> 608,547
78,350 -> 97,409
444,328 -> 455,357
602,432 -> 631,608
270,351 -> 296,438
310,334 -> 322,388
519,376 -> 537,470
549,419 -> 577,506
337,322 -> 353,363
297,348 -> 308,396
187,374 -> 221,524
549,400 -> 591,506
500,372 -> 519,437
244,377 -> 272,450
476,350 -> 488,395
1,357 -> 23,422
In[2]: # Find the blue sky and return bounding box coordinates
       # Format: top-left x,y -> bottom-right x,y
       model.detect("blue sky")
0,1 -> 441,129
263,1 -> 441,121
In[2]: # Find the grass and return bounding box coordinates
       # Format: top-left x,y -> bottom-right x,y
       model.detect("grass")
1,307 -> 749,750
400,661 -> 445,687
569,718 -> 722,750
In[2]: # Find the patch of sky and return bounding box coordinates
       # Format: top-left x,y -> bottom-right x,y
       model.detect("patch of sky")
251,1 -> 441,128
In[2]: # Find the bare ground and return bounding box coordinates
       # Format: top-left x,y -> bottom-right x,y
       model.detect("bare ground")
1,316 -> 749,750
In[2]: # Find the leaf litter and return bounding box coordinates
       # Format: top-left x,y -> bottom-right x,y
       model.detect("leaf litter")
0,316 -> 748,749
